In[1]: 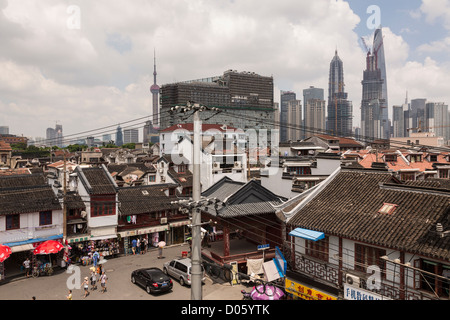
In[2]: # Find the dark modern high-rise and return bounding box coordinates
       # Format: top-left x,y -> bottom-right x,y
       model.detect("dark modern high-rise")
150,51 -> 160,127
361,28 -> 389,140
116,125 -> 123,147
361,28 -> 388,140
280,90 -> 297,142
327,50 -> 352,137
160,70 -> 275,133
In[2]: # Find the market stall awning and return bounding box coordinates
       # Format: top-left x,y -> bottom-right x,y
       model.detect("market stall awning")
289,228 -> 324,241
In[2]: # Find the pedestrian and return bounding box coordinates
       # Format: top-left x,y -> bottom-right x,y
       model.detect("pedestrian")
131,238 -> 137,255
23,258 -> 31,278
143,237 -> 148,254
136,238 -> 141,255
83,276 -> 89,298
66,290 -> 72,300
93,250 -> 100,267
100,271 -> 108,293
140,238 -> 145,254
90,270 -> 97,291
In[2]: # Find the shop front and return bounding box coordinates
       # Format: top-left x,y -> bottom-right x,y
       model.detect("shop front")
284,272 -> 338,300
118,224 -> 169,255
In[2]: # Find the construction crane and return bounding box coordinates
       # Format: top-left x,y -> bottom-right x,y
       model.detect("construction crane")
360,36 -> 370,54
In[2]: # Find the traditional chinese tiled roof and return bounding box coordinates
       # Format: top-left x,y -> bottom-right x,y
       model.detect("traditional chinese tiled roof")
0,174 -> 61,215
286,168 -> 450,261
118,185 -> 176,215
202,177 -> 286,218
76,166 -> 118,195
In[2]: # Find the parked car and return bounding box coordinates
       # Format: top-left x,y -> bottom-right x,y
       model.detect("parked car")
163,258 -> 206,286
131,267 -> 173,294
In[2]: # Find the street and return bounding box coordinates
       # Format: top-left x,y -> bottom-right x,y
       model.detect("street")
0,243 -> 247,301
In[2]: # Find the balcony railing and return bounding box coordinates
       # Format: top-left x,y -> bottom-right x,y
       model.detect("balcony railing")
291,252 -> 442,300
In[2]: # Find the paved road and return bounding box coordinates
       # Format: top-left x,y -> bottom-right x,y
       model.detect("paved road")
0,243 -> 248,301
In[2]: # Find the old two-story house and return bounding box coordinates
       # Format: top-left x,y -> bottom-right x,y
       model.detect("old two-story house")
117,184 -> 188,254
276,165 -> 450,300
0,174 -> 63,279
71,165 -> 120,260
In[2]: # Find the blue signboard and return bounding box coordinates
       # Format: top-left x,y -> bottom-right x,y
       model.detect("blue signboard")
257,244 -> 270,250
274,246 -> 286,276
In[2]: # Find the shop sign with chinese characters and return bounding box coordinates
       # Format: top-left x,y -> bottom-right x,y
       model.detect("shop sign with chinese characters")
285,278 -> 336,300
344,284 -> 391,300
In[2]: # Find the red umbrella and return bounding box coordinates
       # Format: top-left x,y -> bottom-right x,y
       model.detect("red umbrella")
0,244 -> 12,263
33,240 -> 64,255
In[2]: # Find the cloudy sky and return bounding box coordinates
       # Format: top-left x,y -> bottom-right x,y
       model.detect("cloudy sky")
2,0 -> 450,142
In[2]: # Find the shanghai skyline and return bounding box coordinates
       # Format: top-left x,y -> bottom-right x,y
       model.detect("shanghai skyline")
1,0 -> 450,140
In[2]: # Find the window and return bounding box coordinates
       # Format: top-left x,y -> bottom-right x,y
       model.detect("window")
178,164 -> 186,173
385,154 -> 397,162
379,203 -> 398,215
91,196 -> 116,217
415,259 -> 450,298
39,210 -> 52,226
6,214 -> 20,230
430,155 -> 438,162
287,166 -> 311,175
305,237 -> 328,262
439,169 -> 449,179
355,244 -> 386,274
148,175 -> 156,182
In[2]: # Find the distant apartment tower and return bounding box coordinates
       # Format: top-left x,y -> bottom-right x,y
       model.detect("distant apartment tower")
303,86 -> 324,139
361,28 -> 389,140
160,70 -> 275,134
286,99 -> 302,141
280,91 -> 297,142
304,99 -> 326,139
392,105 -> 405,137
124,128 -> 139,144
0,126 -> 9,135
116,125 -> 123,147
410,98 -> 427,132
426,102 -> 449,141
327,50 -> 352,137
46,124 -> 63,148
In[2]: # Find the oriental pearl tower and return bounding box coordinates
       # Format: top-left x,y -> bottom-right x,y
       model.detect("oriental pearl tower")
150,50 -> 160,127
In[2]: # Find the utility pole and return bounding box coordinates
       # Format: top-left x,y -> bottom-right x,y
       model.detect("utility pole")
169,101 -> 221,300
63,150 -> 67,243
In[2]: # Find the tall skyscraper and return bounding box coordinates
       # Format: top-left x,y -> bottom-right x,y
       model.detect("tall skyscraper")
327,50 -> 352,137
304,99 -> 326,139
303,86 -> 324,139
150,50 -> 160,127
286,99 -> 302,141
280,91 -> 297,142
361,28 -> 389,140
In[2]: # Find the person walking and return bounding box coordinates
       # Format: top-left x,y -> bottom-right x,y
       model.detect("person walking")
23,258 -> 31,278
131,238 -> 137,255
66,290 -> 72,300
136,238 -> 141,255
90,270 -> 97,291
83,277 -> 90,298
92,250 -> 100,267
100,271 -> 108,293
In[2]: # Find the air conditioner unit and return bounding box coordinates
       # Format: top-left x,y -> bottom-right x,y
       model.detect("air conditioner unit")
234,161 -> 242,169
213,162 -> 221,169
160,217 -> 167,224
159,168 -> 164,173
345,273 -> 361,287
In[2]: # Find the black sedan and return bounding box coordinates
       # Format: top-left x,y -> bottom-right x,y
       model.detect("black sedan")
131,267 -> 173,294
